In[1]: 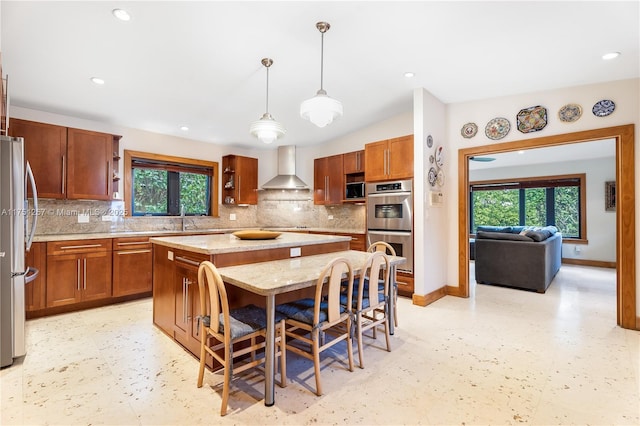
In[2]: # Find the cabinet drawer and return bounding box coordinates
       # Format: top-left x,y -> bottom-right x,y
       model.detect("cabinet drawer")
112,236 -> 151,251
47,239 -> 112,255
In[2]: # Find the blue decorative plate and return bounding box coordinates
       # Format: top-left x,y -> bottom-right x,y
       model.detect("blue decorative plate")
592,99 -> 615,117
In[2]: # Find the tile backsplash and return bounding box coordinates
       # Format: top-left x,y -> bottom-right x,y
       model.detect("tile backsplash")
32,189 -> 365,235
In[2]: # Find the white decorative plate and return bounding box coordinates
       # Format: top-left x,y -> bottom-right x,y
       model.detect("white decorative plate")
592,99 -> 616,117
429,154 -> 435,164
436,169 -> 445,187
428,167 -> 437,187
426,135 -> 433,148
485,117 -> 511,140
435,146 -> 444,167
461,122 -> 478,138
558,103 -> 582,123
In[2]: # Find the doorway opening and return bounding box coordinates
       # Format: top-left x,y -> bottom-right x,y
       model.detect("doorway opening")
457,125 -> 636,330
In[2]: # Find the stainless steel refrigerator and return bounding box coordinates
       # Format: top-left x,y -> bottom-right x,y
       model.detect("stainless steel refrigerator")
0,135 -> 38,368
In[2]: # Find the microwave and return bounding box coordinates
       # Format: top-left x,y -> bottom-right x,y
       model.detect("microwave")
345,182 -> 365,200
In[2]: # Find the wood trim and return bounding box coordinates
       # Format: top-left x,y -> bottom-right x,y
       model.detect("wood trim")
445,285 -> 467,297
458,124 -> 636,330
562,258 -> 616,269
412,286 -> 446,306
123,150 -> 219,218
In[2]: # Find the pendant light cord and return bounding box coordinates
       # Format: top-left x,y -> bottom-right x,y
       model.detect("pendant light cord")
265,65 -> 270,114
319,31 -> 324,92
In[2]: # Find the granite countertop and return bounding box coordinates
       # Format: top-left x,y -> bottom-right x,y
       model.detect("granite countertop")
32,227 -> 365,243
149,232 -> 352,255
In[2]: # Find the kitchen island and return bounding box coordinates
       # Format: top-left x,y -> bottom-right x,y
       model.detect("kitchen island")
150,232 -> 351,361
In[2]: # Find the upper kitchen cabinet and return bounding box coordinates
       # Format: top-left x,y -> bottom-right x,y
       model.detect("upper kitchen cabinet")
314,154 -> 344,205
343,150 -> 364,174
222,155 -> 258,205
364,135 -> 414,182
9,118 -> 120,200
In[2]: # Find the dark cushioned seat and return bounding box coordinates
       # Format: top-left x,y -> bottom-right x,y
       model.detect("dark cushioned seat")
201,304 -> 286,340
276,299 -> 348,326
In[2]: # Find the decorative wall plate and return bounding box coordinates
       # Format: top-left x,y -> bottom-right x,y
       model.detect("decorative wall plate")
485,117 -> 510,140
435,146 -> 444,167
592,99 -> 616,117
428,167 -> 437,187
429,154 -> 435,164
516,105 -> 547,133
461,122 -> 478,138
436,169 -> 445,187
426,135 -> 434,148
558,103 -> 582,123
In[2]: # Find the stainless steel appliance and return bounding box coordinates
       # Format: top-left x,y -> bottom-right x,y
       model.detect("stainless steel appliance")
1,135 -> 39,368
366,179 -> 413,273
345,181 -> 365,200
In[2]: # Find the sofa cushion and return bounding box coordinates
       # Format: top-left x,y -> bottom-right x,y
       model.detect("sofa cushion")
523,225 -> 559,242
476,226 -> 513,233
476,231 -> 534,242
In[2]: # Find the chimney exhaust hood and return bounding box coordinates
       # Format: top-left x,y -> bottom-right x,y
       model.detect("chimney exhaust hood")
261,145 -> 309,190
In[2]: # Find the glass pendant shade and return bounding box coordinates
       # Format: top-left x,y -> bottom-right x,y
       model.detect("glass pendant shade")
250,58 -> 285,144
250,113 -> 286,144
300,89 -> 343,128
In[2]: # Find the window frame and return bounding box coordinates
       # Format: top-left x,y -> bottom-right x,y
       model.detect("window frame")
123,150 -> 219,218
469,173 -> 587,243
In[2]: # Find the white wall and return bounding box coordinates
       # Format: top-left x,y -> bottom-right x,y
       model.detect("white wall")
470,156 -> 617,262
446,78 -> 639,310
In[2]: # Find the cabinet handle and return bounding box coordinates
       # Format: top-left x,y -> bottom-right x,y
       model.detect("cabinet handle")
185,278 -> 192,322
116,249 -> 151,255
77,259 -> 81,291
182,278 -> 187,324
83,258 -> 87,290
62,155 -> 66,194
116,241 -> 149,246
386,149 -> 390,176
325,176 -> 329,201
106,161 -> 110,195
238,175 -> 241,202
175,256 -> 201,267
59,244 -> 102,250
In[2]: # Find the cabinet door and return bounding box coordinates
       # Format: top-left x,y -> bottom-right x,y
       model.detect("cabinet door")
364,140 -> 388,182
113,239 -> 152,297
10,118 -> 66,198
174,263 -> 202,355
25,242 -> 47,312
343,150 -> 364,174
388,135 -> 414,179
236,156 -> 258,205
152,245 -> 175,334
46,253 -> 82,307
82,251 -> 112,301
313,157 -> 327,204
67,128 -> 112,200
314,155 -> 343,205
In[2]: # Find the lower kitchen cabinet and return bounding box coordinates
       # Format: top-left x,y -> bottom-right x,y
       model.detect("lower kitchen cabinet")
112,237 -> 152,297
396,272 -> 414,297
173,252 -> 208,356
46,239 -> 112,308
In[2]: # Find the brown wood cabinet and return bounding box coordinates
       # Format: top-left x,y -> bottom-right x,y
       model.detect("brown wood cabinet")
173,252 -> 208,356
45,239 -> 112,308
364,135 -> 414,182
222,155 -> 258,205
112,236 -> 152,297
9,118 -> 120,200
314,154 -> 344,205
396,272 -> 414,297
343,150 -> 365,174
25,242 -> 47,312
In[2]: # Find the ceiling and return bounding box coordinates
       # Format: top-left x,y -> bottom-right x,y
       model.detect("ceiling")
1,1 -> 638,149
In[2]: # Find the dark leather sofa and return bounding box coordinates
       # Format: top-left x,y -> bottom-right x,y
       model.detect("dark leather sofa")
474,226 -> 562,293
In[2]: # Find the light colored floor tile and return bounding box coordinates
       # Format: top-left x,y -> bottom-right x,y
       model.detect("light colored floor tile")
1,264 -> 638,425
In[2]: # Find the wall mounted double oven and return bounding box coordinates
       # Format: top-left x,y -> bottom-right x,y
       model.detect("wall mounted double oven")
366,179 -> 413,274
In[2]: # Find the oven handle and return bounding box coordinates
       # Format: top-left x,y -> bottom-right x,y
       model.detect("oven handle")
367,192 -> 412,198
367,230 -> 412,237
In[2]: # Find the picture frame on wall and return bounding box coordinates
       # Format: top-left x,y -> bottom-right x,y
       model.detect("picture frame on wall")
605,181 -> 616,212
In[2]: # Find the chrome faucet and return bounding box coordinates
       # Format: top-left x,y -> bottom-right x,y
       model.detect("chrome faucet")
180,204 -> 186,232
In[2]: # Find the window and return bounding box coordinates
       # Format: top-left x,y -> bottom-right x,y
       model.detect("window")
124,151 -> 219,217
470,174 -> 585,240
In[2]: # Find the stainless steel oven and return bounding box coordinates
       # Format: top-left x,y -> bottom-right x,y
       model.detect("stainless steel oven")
366,179 -> 413,273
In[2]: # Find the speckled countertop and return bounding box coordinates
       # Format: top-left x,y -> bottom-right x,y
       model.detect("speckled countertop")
32,227 -> 365,242
149,232 -> 351,255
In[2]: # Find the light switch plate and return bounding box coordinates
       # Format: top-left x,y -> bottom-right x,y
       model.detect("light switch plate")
168,250 -> 174,261
229,213 -> 236,221
429,191 -> 444,207
290,247 -> 301,257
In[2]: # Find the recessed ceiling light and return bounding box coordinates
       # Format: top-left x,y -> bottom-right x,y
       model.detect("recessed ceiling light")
112,8 -> 131,21
404,72 -> 415,78
518,150 -> 525,154
180,126 -> 189,131
602,51 -> 620,60
90,77 -> 105,85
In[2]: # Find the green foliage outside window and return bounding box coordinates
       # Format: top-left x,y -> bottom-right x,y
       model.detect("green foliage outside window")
472,189 -> 519,229
524,188 -> 546,227
133,168 -> 210,215
555,187 -> 579,237
133,169 -> 167,214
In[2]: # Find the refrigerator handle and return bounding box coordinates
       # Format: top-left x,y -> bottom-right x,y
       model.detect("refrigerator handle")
25,161 -> 38,251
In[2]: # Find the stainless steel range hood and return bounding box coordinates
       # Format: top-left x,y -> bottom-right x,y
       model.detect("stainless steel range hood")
261,145 -> 309,190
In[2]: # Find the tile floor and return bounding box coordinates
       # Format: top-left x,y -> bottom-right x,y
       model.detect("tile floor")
1,264 -> 639,425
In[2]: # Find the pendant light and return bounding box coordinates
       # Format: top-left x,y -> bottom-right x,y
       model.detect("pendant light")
250,58 -> 285,144
300,21 -> 343,128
